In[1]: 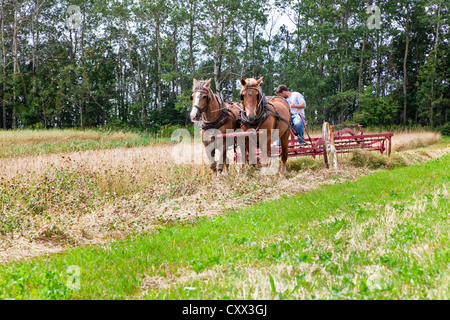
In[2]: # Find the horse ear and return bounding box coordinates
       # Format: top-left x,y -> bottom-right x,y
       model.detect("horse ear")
256,76 -> 264,85
193,78 -> 197,88
205,78 -> 212,87
240,79 -> 247,87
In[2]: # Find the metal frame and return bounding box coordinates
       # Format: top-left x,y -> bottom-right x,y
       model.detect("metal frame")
220,123 -> 394,168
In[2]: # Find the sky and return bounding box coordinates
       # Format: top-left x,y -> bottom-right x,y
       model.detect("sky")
264,8 -> 297,38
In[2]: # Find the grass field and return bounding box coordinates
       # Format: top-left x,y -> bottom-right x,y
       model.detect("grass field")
0,128 -> 174,158
0,130 -> 448,299
0,128 -> 448,299
0,153 -> 448,299
0,127 -> 441,159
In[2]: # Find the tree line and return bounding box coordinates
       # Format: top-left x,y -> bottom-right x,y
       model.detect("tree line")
0,0 -> 448,132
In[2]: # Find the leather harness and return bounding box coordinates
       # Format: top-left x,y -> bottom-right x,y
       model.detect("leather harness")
191,89 -> 239,131
240,86 -> 297,138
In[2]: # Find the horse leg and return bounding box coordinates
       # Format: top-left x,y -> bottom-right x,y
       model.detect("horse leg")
224,139 -> 235,174
259,130 -> 270,173
206,142 -> 217,172
221,145 -> 230,174
248,134 -> 259,168
216,145 -> 227,174
210,149 -> 217,172
279,130 -> 290,175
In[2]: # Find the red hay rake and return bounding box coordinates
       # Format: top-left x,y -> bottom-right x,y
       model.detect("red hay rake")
224,122 -> 394,169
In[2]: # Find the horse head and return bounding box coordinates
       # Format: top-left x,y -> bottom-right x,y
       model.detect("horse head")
190,78 -> 212,122
240,76 -> 264,122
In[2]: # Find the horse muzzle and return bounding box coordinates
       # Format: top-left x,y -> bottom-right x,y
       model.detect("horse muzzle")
190,107 -> 201,122
247,114 -> 256,122
246,107 -> 256,122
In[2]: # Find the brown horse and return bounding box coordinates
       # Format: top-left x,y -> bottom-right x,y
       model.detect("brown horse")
239,77 -> 291,174
190,78 -> 240,173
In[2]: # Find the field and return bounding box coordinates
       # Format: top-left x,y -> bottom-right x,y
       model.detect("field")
0,128 -> 448,299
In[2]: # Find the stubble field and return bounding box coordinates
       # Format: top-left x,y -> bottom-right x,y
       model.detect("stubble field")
0,129 -> 446,264
0,128 -> 449,300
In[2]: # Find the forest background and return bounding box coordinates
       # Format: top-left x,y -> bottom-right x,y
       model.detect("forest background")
0,0 -> 448,134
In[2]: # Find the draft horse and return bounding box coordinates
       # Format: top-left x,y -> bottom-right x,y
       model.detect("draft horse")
239,76 -> 291,174
190,78 -> 240,173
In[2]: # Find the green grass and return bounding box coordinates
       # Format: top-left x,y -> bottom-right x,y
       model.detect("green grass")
0,154 -> 449,299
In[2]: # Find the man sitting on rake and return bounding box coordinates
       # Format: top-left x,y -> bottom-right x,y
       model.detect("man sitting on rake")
275,84 -> 306,146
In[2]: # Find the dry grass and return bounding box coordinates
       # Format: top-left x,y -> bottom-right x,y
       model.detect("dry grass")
0,129 -> 144,159
0,129 -> 140,146
390,131 -> 441,151
0,143 -> 372,263
0,130 -> 447,264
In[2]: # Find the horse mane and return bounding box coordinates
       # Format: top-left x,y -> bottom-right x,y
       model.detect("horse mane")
240,78 -> 269,108
243,78 -> 260,86
240,78 -> 260,93
193,80 -> 209,91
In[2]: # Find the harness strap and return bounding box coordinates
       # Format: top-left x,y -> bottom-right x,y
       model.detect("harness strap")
239,107 -> 269,130
240,88 -> 296,139
266,102 -> 294,140
201,95 -> 238,131
239,90 -> 270,129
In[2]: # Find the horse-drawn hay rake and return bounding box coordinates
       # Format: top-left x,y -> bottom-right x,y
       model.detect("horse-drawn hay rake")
223,122 -> 394,169
190,77 -> 393,172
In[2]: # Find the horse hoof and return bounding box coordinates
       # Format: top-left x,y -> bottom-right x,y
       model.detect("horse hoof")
216,169 -> 228,176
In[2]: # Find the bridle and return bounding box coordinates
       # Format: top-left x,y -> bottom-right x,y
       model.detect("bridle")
190,88 -> 211,111
239,85 -> 269,129
240,85 -> 296,138
240,85 -> 264,111
190,86 -> 238,130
